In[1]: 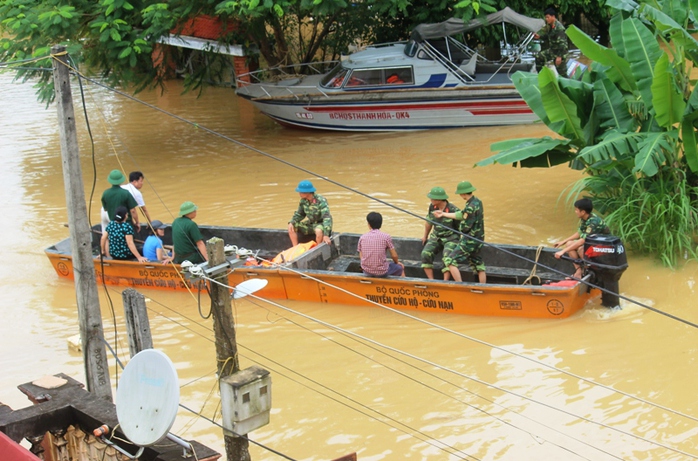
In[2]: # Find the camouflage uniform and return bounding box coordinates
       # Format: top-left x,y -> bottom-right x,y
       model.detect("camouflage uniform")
443,195 -> 486,273
535,19 -> 568,77
421,202 -> 460,273
290,193 -> 333,237
579,212 -> 609,239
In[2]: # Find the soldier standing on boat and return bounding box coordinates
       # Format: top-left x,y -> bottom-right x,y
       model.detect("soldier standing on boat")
288,180 -> 333,246
421,187 -> 460,280
101,169 -> 140,232
534,7 -> 569,77
433,181 -> 486,284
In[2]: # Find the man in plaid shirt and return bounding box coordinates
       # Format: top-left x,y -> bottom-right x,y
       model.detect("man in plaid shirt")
357,212 -> 404,277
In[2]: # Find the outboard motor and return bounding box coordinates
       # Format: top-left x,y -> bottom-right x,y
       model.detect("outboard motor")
583,234 -> 628,308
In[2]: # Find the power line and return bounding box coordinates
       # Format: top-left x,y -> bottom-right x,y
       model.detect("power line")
55,63 -> 698,331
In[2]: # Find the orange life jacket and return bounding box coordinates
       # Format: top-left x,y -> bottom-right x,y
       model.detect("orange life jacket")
271,241 -> 317,264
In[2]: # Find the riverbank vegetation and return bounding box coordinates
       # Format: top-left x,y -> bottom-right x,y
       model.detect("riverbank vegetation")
477,0 -> 698,266
0,0 -> 496,101
1,0 -> 612,100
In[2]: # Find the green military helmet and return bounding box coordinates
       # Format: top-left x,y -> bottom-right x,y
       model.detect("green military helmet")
455,181 -> 476,194
107,169 -> 126,185
427,186 -> 448,200
178,201 -> 198,217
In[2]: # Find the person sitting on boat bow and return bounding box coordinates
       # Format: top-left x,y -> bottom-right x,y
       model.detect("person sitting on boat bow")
421,186 -> 460,280
432,181 -> 486,284
288,180 -> 333,246
100,206 -> 147,263
358,212 -> 404,277
554,198 -> 610,279
143,219 -> 172,263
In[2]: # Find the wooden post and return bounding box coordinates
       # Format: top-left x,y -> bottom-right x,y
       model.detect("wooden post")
122,289 -> 153,357
206,237 -> 250,461
52,45 -> 112,402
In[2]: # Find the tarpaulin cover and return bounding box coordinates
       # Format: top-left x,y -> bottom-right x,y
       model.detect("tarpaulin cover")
411,7 -> 545,41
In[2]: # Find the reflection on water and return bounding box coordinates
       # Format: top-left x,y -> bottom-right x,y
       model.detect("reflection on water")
1,72 -> 697,460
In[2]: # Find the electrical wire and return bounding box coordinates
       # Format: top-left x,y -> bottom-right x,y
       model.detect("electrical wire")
42,53 -> 698,459
47,57 -> 698,331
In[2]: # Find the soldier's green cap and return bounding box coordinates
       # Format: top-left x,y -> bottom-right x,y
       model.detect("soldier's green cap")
427,187 -> 448,200
179,201 -> 198,217
107,169 -> 125,185
455,181 -> 476,194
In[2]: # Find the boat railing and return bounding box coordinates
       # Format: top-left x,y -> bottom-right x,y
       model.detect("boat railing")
419,40 -> 475,84
235,60 -> 339,95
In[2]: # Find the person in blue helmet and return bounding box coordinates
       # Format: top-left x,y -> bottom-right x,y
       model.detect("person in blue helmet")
288,180 -> 333,246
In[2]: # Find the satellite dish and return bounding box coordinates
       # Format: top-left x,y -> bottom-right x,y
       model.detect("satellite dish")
116,349 -> 179,446
232,278 -> 268,299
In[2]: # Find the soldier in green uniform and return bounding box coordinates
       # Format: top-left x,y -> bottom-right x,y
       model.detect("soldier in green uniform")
534,7 -> 568,77
172,201 -> 208,264
288,180 -> 333,246
554,198 -> 610,278
433,181 -> 486,284
421,187 -> 460,280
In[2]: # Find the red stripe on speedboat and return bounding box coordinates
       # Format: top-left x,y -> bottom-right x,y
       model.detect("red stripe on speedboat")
306,100 -> 530,113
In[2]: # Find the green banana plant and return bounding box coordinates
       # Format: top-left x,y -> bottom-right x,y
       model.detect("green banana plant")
477,1 -> 698,179
476,0 -> 698,264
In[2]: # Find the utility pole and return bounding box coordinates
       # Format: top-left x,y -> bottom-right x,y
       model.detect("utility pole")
206,237 -> 250,461
52,45 -> 112,402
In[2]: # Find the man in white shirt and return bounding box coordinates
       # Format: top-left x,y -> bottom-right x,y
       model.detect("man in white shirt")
121,171 -> 151,223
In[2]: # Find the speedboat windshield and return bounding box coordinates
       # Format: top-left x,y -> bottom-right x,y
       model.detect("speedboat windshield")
321,64 -> 350,88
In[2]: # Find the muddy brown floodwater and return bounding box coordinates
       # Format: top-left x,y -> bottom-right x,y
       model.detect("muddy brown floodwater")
1,72 -> 697,460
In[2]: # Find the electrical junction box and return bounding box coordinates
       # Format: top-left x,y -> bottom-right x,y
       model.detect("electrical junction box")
220,365 -> 271,437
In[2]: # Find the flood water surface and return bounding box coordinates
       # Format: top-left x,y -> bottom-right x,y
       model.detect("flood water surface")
1,73 -> 697,460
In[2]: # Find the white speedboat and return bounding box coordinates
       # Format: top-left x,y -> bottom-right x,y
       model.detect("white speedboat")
235,8 -> 546,131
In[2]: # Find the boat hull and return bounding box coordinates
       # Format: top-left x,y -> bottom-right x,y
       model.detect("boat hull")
46,226 -> 599,319
240,91 -> 536,132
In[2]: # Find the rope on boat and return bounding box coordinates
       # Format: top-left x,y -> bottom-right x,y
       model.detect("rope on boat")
521,245 -> 543,285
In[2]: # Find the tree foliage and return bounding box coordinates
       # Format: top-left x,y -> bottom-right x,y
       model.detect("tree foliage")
477,0 -> 698,265
0,0 -> 509,101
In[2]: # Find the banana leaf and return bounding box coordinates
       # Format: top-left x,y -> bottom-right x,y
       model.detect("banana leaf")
658,0 -> 688,26
606,0 -> 639,13
558,77 -> 594,126
609,14 -> 628,59
567,25 -> 636,92
577,130 -> 641,163
685,85 -> 698,118
583,102 -> 600,146
691,0 -> 698,29
538,67 -> 585,142
593,77 -> 638,131
640,4 -> 698,65
622,18 -> 663,110
512,71 -> 565,133
477,137 -> 570,167
650,53 -> 686,128
681,120 -> 698,172
633,131 -> 676,176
